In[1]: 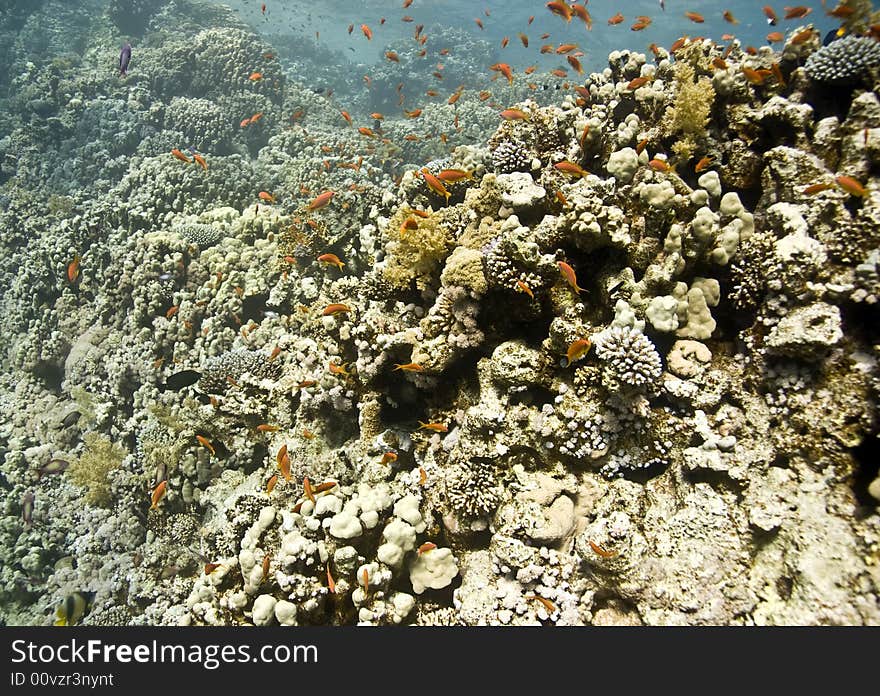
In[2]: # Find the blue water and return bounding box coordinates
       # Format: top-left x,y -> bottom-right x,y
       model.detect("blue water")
224,0 -> 842,72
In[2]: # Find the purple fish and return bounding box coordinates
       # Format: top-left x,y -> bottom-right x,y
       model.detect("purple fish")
21,491 -> 34,528
119,43 -> 132,77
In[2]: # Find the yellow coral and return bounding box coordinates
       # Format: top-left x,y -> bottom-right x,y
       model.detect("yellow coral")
382,208 -> 454,290
661,62 -> 714,160
68,433 -> 126,507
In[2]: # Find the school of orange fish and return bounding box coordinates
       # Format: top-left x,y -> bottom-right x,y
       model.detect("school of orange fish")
107,0 -> 872,514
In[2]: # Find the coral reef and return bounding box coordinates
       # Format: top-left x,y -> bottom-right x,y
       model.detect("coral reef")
0,0 -> 878,628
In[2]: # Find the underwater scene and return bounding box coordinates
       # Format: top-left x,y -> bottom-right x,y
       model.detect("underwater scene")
1,0 -> 879,627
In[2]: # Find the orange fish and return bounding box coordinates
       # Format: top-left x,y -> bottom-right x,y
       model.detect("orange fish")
566,338 -> 592,364
437,169 -> 472,183
266,474 -> 278,495
165,305 -> 179,319
303,476 -> 315,503
192,153 -> 207,170
490,62 -> 513,84
763,5 -> 778,25
170,148 -> 191,164
567,56 -> 583,74
307,480 -> 333,495
340,110 -> 352,126
515,279 -> 534,299
358,126 -> 376,137
685,11 -> 705,23
741,67 -> 769,85
570,3 -> 592,28
836,175 -> 866,197
326,564 -> 336,594
278,450 -> 291,482
670,36 -> 689,52
802,182 -> 833,195
380,451 -> 398,465
67,254 -> 81,284
385,51 -> 400,62
588,540 -> 617,558
405,108 -> 423,118
258,191 -> 275,203
475,18 -> 484,29
783,6 -> 810,19
417,421 -> 448,433
766,31 -> 784,43
249,72 -> 263,81
240,117 -> 252,127
694,155 -> 715,173
546,1 -> 573,22
558,261 -> 586,293
421,168 -> 450,203
554,160 -> 588,177
362,567 -> 370,594
418,542 -> 437,555
418,467 -> 428,485
150,480 -> 167,510
556,43 -> 578,54
770,62 -> 786,86
317,253 -> 344,270
627,76 -> 650,90
501,36 -> 509,48
257,424 -> 280,432
322,303 -> 352,316
204,562 -> 222,574
791,28 -> 816,44
527,594 -> 558,614
827,4 -> 856,19
400,217 -> 420,235
609,12 -> 624,25
361,24 -> 372,40
393,362 -> 424,372
328,361 -> 349,376
196,435 -> 215,456
723,10 -> 738,24
308,190 -> 335,211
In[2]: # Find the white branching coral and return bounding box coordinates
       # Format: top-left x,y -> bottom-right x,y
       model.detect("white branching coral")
593,326 -> 663,391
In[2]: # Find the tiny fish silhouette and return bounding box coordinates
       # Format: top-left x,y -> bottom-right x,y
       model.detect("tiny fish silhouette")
119,43 -> 132,77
